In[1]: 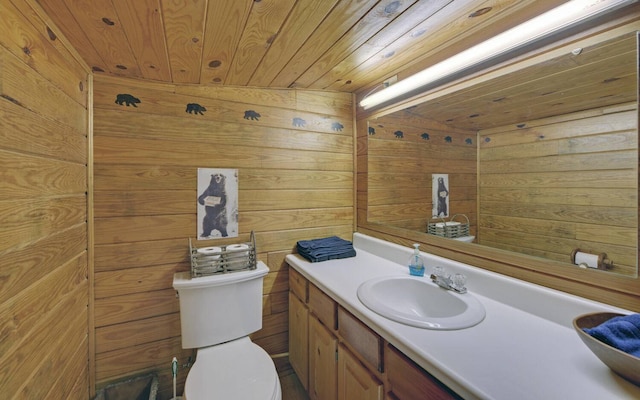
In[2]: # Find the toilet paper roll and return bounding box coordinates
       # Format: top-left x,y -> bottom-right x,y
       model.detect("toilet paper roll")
197,246 -> 222,258
435,221 -> 461,228
574,251 -> 599,269
226,244 -> 249,257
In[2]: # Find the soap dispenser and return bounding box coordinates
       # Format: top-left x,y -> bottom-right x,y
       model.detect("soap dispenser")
408,243 -> 425,276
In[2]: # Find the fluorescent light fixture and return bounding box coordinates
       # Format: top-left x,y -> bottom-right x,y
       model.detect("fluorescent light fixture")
360,0 -> 638,110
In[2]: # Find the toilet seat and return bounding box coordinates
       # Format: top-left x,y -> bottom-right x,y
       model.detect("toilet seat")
184,336 -> 281,400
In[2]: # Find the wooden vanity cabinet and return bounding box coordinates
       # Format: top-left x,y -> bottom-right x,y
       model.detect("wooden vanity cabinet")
385,344 -> 461,400
289,265 -> 456,400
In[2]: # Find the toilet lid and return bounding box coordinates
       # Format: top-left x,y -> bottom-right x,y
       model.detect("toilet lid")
185,337 -> 280,400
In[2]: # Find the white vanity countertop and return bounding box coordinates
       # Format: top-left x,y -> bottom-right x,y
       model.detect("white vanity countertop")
285,233 -> 640,400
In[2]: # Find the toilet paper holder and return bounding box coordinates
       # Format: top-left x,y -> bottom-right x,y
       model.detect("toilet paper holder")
189,231 -> 257,277
570,248 -> 613,270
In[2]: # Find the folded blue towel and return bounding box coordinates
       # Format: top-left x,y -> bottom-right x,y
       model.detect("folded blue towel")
583,313 -> 640,357
298,249 -> 357,263
297,236 -> 356,263
297,236 -> 351,250
299,248 -> 354,258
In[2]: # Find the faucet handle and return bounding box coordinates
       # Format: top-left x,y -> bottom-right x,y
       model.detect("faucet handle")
452,273 -> 467,291
430,269 -> 468,293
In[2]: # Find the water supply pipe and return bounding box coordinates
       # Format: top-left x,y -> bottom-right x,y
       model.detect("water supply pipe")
172,357 -> 178,400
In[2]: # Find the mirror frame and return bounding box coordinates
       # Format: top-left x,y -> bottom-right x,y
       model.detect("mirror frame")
356,17 -> 640,311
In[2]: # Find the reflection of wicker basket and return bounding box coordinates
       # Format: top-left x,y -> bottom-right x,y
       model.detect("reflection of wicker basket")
427,214 -> 470,239
189,231 -> 257,277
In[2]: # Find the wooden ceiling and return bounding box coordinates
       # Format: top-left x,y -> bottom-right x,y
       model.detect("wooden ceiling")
36,0 -> 569,96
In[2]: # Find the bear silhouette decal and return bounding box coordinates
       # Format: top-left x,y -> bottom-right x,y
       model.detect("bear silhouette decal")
292,117 -> 306,127
244,110 -> 261,120
186,103 -> 206,115
115,94 -> 140,107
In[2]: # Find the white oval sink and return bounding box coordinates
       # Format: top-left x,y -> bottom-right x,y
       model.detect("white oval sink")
357,276 -> 485,330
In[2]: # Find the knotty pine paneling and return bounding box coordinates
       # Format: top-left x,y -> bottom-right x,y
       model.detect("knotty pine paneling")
11,285 -> 88,399
224,0 -> 298,86
111,0 -> 172,82
94,288 -> 181,328
367,113 -> 477,234
247,0 -> 339,87
0,99 -> 87,164
478,106 -> 638,276
198,0 -> 252,85
0,0 -> 87,107
95,313 -> 182,354
0,2 -> 90,398
92,74 -> 354,395
160,0 -> 206,84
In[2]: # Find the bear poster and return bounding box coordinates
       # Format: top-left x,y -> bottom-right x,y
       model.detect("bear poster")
197,168 -> 239,239
432,174 -> 450,218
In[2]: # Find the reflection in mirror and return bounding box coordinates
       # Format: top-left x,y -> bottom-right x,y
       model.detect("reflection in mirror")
367,31 -> 638,277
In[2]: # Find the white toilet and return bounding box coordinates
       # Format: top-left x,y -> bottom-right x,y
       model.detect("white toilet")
173,261 -> 281,400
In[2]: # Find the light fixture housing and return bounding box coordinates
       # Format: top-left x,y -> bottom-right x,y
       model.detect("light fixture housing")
359,0 -> 638,110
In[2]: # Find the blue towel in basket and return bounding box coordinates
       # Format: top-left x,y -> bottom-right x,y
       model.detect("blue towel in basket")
583,313 -> 640,357
296,236 -> 356,263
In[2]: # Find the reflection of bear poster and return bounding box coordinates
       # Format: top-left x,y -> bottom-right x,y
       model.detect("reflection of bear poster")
432,174 -> 449,218
197,168 -> 239,239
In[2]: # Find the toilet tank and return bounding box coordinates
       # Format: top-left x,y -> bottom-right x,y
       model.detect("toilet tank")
173,261 -> 269,349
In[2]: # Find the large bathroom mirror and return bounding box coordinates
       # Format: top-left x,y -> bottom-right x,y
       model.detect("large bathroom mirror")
366,30 -> 638,278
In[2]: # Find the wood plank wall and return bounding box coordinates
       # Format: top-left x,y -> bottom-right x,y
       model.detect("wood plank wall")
0,0 -> 90,398
479,104 -> 638,276
92,75 -> 354,398
367,112 -> 477,234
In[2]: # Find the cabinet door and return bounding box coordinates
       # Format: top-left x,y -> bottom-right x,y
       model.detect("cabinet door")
309,316 -> 338,400
338,345 -> 383,400
289,291 -> 309,390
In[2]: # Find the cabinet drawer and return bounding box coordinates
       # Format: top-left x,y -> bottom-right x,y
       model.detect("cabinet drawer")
338,307 -> 383,372
289,266 -> 308,302
385,344 -> 461,400
309,283 -> 337,330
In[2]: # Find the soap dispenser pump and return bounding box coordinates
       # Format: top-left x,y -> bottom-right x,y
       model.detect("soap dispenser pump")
408,243 -> 425,276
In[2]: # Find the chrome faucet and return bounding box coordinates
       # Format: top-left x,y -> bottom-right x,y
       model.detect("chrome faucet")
430,270 -> 467,294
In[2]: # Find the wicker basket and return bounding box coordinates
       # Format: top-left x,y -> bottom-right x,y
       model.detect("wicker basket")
189,231 -> 257,277
427,214 -> 470,239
